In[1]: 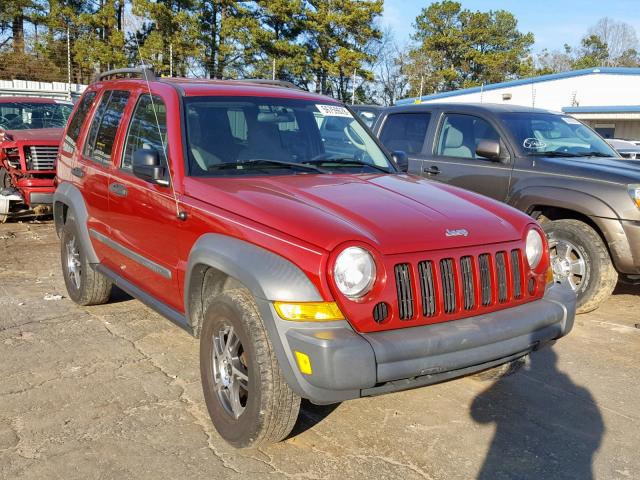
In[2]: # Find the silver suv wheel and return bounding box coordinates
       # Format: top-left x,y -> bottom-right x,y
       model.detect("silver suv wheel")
549,238 -> 586,292
211,325 -> 249,419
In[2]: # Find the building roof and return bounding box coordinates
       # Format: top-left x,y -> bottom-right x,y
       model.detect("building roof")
562,105 -> 640,114
396,67 -> 640,105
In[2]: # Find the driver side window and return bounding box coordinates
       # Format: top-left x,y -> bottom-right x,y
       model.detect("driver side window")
121,94 -> 168,172
437,113 -> 501,160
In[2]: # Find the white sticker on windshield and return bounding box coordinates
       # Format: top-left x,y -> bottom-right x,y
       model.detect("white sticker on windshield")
316,104 -> 353,117
562,116 -> 581,125
523,138 -> 547,149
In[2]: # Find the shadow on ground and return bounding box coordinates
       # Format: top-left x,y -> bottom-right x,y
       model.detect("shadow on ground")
471,347 -> 604,480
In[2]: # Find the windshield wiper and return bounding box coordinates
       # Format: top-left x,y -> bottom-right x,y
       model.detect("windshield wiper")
304,158 -> 392,173
575,152 -> 614,158
527,151 -> 578,158
208,159 -> 329,173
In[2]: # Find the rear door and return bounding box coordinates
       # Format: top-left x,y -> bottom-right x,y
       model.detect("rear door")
105,91 -> 181,310
71,89 -> 130,260
378,111 -> 433,173
421,112 -> 513,201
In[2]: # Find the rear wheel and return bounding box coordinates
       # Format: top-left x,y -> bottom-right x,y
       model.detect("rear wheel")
61,214 -> 112,306
200,289 -> 300,448
542,219 -> 617,313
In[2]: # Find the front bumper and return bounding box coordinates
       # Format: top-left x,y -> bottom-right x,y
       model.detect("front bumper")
592,216 -> 640,274
258,283 -> 576,405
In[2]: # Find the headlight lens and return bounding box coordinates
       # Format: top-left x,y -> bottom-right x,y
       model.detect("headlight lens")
629,184 -> 640,209
333,246 -> 376,298
526,228 -> 544,269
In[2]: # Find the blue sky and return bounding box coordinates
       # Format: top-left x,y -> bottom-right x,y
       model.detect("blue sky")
383,0 -> 640,52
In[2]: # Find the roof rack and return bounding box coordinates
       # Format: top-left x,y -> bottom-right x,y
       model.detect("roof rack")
94,67 -> 156,83
233,79 -> 300,90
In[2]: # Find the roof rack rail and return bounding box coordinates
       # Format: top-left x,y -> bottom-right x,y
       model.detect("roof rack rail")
234,79 -> 300,90
94,67 -> 156,83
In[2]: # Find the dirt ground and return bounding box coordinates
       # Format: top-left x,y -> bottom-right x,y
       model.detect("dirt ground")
0,221 -> 638,480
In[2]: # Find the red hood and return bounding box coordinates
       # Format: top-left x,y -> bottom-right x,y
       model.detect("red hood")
184,174 -> 533,255
3,128 -> 63,144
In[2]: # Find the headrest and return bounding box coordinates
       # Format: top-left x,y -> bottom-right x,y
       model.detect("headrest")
445,126 -> 464,149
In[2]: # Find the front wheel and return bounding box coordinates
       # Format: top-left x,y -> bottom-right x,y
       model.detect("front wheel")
200,289 -> 300,448
60,214 -> 112,306
543,219 -> 617,313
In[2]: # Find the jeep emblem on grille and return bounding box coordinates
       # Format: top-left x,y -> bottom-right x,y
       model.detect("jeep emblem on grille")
445,229 -> 469,237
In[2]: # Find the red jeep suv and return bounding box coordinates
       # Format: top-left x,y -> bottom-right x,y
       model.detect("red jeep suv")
53,68 -> 576,448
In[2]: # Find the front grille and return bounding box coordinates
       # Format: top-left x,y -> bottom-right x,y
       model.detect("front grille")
394,263 -> 414,320
28,146 -> 57,170
391,248 -> 525,323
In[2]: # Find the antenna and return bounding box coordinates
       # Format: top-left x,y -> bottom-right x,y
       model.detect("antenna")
129,20 -> 182,220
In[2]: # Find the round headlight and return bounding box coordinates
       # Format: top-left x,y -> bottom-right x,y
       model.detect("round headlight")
526,229 -> 544,268
333,247 -> 376,298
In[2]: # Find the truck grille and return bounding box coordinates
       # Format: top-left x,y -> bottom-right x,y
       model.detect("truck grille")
393,249 -> 524,321
28,146 -> 57,170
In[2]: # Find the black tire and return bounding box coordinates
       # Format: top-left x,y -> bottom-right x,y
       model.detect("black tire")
472,354 -> 529,381
60,214 -> 112,306
200,289 -> 300,448
542,219 -> 617,314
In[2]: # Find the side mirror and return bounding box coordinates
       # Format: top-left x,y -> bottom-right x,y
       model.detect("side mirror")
476,139 -> 501,161
391,150 -> 409,172
132,148 -> 167,185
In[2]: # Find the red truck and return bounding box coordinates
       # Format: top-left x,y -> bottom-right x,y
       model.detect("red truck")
53,68 -> 576,448
0,96 -> 72,222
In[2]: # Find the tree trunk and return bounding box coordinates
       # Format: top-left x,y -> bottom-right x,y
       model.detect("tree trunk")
12,13 -> 25,54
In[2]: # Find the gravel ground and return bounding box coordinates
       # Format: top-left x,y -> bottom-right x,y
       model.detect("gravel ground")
0,221 -> 638,480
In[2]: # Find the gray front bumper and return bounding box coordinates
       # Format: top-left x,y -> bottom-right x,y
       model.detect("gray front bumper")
257,284 -> 576,405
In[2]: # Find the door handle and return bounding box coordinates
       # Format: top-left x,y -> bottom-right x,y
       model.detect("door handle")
109,182 -> 128,197
423,165 -> 440,176
71,167 -> 85,178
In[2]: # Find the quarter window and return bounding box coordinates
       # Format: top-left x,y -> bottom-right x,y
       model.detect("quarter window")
437,113 -> 501,160
121,94 -> 167,171
379,113 -> 431,154
83,90 -> 130,164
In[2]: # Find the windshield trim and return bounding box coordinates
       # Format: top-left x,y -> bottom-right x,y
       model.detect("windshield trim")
180,95 -> 398,178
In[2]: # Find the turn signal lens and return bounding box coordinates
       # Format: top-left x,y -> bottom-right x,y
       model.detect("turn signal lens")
274,302 -> 345,322
546,266 -> 555,285
629,185 -> 640,209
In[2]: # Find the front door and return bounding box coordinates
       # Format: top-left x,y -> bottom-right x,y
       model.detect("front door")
422,112 -> 513,202
105,91 -> 181,311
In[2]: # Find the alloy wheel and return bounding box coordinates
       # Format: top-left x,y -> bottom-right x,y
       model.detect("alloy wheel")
549,238 -> 587,292
65,236 -> 82,290
211,325 -> 249,419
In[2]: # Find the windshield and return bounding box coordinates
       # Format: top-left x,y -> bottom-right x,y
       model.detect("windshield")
499,112 -> 619,158
184,96 -> 393,176
0,101 -> 72,130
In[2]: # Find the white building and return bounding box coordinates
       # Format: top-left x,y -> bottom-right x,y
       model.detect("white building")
0,79 -> 86,101
396,67 -> 640,140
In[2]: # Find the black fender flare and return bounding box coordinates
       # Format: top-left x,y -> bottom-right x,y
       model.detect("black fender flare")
53,182 -> 99,264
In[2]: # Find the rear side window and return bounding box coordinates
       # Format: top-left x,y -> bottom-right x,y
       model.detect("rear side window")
62,92 -> 96,152
121,94 -> 167,171
83,90 -> 130,164
379,113 -> 431,154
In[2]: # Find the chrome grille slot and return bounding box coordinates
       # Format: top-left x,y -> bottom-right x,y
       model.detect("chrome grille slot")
496,251 -> 508,303
460,256 -> 475,310
511,249 -> 522,299
439,258 -> 457,314
417,260 -> 436,317
28,146 -> 58,170
394,263 -> 414,320
478,253 -> 492,306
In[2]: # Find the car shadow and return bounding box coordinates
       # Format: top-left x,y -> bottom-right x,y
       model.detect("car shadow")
108,285 -> 134,304
289,399 -> 341,438
471,347 -> 604,480
612,282 -> 639,296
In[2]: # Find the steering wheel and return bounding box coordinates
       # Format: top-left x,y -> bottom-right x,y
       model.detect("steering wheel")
344,124 -> 366,150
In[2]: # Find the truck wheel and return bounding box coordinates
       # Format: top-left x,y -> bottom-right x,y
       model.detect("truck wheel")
543,219 -> 617,313
60,214 -> 112,306
472,354 -> 529,381
200,289 -> 300,448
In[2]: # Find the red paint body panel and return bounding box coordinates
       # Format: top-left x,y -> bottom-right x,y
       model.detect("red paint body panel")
56,78 -> 550,334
